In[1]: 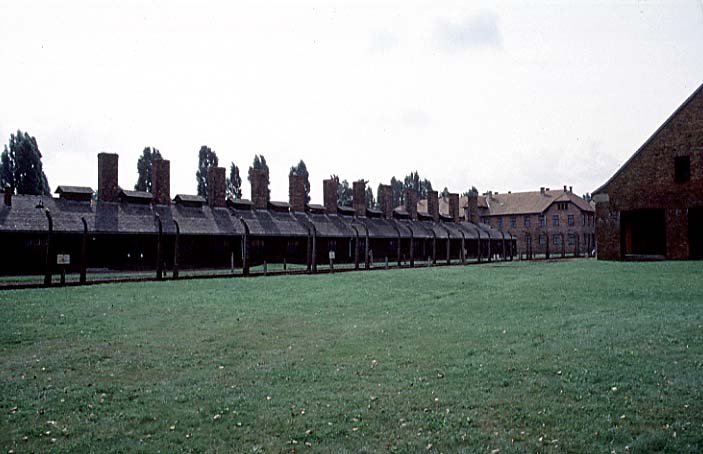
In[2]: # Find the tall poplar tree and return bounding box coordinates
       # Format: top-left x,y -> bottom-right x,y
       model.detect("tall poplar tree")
134,147 -> 162,192
195,146 -> 219,199
0,130 -> 50,195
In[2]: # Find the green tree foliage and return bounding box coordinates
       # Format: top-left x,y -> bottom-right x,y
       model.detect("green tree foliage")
195,146 -> 219,199
365,186 -> 375,208
0,130 -> 50,195
289,160 -> 310,203
248,154 -> 271,200
461,186 -> 479,197
134,147 -> 162,192
376,183 -> 384,209
441,187 -> 450,200
390,176 -> 404,207
227,162 -> 242,199
330,174 -> 352,207
403,171 -> 433,199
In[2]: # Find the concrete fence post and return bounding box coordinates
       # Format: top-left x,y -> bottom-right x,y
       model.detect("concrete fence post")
173,220 -> 180,279
80,217 -> 88,284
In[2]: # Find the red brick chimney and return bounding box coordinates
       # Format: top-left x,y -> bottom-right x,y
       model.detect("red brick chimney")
152,158 -> 171,205
207,166 -> 226,208
404,188 -> 417,220
323,179 -> 338,214
448,193 -> 460,223
379,184 -> 392,219
3,186 -> 12,207
466,191 -> 478,224
353,180 -> 366,217
250,168 -> 269,209
427,190 -> 439,221
97,152 -> 119,202
289,174 -> 306,212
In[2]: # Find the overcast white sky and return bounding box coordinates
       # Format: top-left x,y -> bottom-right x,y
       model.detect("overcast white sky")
1,0 -> 702,202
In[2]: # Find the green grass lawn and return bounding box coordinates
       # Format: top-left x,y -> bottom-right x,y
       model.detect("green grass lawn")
1,260 -> 702,453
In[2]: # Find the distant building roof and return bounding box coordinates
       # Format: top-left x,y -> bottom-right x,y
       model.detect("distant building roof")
174,194 -> 206,204
418,189 -> 593,217
337,205 -> 355,216
481,189 -> 593,215
227,198 -> 253,209
307,204 -> 326,213
55,186 -> 94,195
120,190 -> 153,203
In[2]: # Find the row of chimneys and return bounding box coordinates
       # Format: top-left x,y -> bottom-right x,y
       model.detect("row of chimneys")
539,185 -> 572,195
96,152 -> 233,208
2,153 -> 481,224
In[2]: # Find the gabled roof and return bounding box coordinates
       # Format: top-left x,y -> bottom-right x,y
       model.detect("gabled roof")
307,204 -> 326,213
174,194 -> 205,204
0,194 -> 244,235
478,189 -> 593,215
593,81 -> 703,194
120,189 -> 153,201
227,198 -> 253,209
55,186 -> 94,195
268,201 -> 290,211
295,212 -> 354,238
337,205 -> 355,216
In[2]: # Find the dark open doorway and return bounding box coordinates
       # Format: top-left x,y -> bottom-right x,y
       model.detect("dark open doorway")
621,209 -> 666,258
689,208 -> 703,259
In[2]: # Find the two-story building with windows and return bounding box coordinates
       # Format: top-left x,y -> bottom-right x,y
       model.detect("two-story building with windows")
473,186 -> 595,257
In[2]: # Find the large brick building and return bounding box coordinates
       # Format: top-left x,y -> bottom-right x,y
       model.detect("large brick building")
593,82 -> 703,260
418,188 -> 595,257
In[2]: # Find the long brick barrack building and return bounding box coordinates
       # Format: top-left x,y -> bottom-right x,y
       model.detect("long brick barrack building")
0,152 -> 517,281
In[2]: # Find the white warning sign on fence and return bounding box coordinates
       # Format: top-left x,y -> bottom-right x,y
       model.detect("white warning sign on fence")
56,254 -> 71,265
328,251 -> 336,260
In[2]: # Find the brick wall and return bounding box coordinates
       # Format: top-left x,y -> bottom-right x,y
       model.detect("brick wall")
98,152 -> 119,202
466,192 -> 479,224
152,158 -> 170,205
594,83 -> 703,260
489,199 -> 595,256
353,180 -> 366,217
323,179 -> 338,214
666,208 -> 689,259
427,190 -> 439,221
207,166 -> 226,208
448,193 -> 460,222
289,174 -> 306,212
595,199 -> 620,260
379,184 -> 392,218
404,189 -> 418,220
250,169 -> 269,209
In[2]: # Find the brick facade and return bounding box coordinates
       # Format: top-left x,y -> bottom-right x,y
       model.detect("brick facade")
97,152 -> 119,202
448,193 -> 460,222
353,180 -> 366,217
404,189 -> 418,220
466,192 -> 479,224
427,190 -> 439,221
594,82 -> 703,260
250,169 -> 269,209
479,189 -> 595,257
323,179 -> 338,214
152,158 -> 170,205
207,166 -> 226,208
289,174 -> 306,212
379,184 -> 393,219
